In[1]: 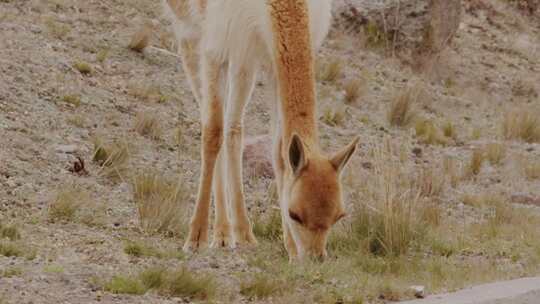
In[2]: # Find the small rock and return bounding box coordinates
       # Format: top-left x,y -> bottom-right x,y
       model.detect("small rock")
55,144 -> 79,154
410,285 -> 425,298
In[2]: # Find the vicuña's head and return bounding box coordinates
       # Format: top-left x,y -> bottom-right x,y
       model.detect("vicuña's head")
281,134 -> 358,261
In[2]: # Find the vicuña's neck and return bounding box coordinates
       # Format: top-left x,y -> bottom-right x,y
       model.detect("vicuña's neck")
269,0 -> 319,150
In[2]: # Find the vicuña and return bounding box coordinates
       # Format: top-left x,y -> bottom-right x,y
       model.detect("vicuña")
164,0 -> 358,260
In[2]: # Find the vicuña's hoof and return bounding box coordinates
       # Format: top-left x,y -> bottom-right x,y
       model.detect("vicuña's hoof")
210,226 -> 234,249
233,226 -> 258,246
183,227 -> 209,253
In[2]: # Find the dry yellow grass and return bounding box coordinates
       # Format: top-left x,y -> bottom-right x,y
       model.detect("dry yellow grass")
523,159 -> 540,180
388,88 -> 418,127
416,164 -> 445,198
443,156 -> 462,188
415,119 -> 449,146
48,185 -> 89,223
317,58 -> 342,83
343,78 -> 363,104
464,149 -> 485,178
73,61 -> 92,75
135,111 -> 162,140
92,137 -> 131,179
485,143 -> 506,166
503,108 -> 540,143
321,106 -> 345,127
132,171 -> 188,236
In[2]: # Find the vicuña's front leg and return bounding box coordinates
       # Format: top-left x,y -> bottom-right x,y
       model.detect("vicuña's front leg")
184,57 -> 223,252
225,65 -> 257,246
210,149 -> 233,248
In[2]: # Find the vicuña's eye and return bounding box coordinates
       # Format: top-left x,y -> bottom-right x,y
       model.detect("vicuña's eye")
289,210 -> 303,224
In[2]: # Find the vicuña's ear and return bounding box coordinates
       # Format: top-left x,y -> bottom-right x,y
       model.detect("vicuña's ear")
330,137 -> 359,172
289,134 -> 308,177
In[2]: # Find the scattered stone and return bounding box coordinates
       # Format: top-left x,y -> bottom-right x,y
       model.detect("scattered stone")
55,144 -> 79,154
410,285 -> 426,298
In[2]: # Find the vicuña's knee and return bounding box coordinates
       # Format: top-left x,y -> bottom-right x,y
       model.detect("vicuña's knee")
202,123 -> 223,155
225,123 -> 242,146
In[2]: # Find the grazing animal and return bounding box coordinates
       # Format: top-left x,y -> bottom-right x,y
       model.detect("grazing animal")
164,0 -> 358,260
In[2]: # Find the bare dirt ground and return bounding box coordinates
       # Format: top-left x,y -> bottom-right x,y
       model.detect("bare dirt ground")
1,1 -> 540,304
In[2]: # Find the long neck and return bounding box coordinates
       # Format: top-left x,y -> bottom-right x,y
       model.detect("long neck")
269,0 -> 319,150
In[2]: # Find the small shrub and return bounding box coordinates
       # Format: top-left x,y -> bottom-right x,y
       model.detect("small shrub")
442,120 -> 457,140
416,165 -> 445,198
364,20 -> 386,49
104,267 -> 215,300
127,83 -> 168,103
96,49 -> 109,63
43,265 -> 64,274
415,119 -> 448,146
322,107 -> 345,127
73,61 -> 92,75
503,108 -> 540,143
0,241 -> 34,259
240,274 -> 286,300
132,171 -> 188,236
317,59 -> 342,83
253,210 -> 282,242
1,267 -> 22,278
343,78 -> 363,104
92,138 -> 130,179
466,149 -> 484,177
123,241 -> 183,260
162,268 -> 216,300
485,143 -> 506,166
62,95 -> 82,107
0,224 -> 20,241
139,267 -> 166,289
388,89 -> 417,127
129,23 -> 152,52
44,17 -> 71,39
0,241 -> 23,257
524,159 -> 540,180
105,275 -> 147,295
48,186 -> 87,223
135,111 -> 162,140
67,115 -> 86,128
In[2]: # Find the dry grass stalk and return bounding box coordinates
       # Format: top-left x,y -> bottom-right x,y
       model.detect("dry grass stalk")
416,165 -> 445,198
388,87 -> 419,127
485,143 -> 506,166
135,111 -> 162,140
503,108 -> 540,143
48,185 -> 89,223
132,171 -> 188,236
92,137 -> 130,179
343,78 -> 363,104
464,149 -> 485,178
317,58 -> 342,83
415,119 -> 449,146
523,159 -> 540,180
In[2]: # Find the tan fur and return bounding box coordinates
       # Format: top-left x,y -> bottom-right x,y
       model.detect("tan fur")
164,0 -> 358,260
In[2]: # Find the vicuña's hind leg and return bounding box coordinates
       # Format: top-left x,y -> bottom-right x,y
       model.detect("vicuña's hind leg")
183,56 -> 223,252
179,38 -> 202,104
211,149 -> 233,248
225,64 -> 257,246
